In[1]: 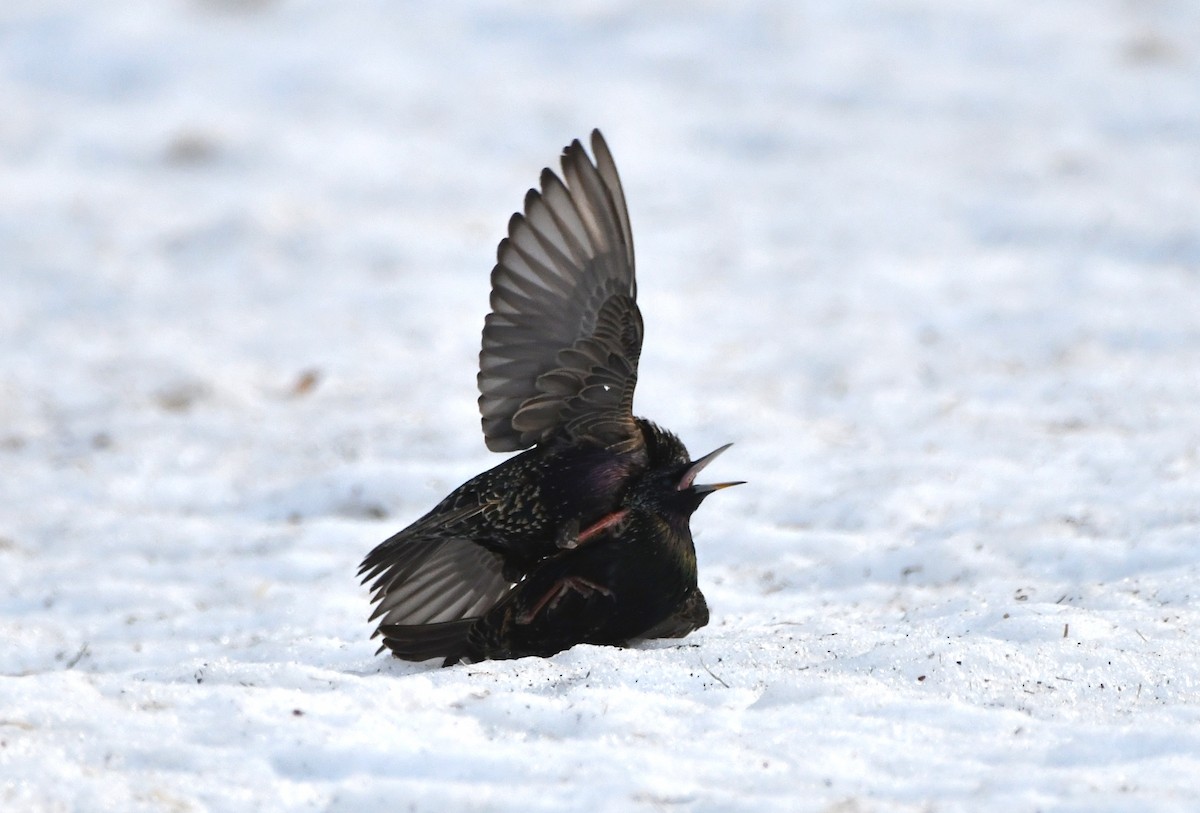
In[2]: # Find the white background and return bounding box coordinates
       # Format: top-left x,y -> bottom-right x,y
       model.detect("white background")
2,1 -> 1198,810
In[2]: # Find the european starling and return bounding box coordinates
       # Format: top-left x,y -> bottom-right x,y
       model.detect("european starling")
358,130 -> 738,662
380,444 -> 739,664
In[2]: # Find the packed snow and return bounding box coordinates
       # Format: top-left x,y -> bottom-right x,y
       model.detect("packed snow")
3,1 -> 1199,810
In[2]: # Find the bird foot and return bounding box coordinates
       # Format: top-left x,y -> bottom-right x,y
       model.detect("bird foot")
555,519 -> 581,550
517,576 -> 614,624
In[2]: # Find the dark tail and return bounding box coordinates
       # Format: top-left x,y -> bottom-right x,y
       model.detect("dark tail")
377,619 -> 476,667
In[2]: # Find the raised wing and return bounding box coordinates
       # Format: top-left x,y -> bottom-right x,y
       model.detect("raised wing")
478,130 -> 643,455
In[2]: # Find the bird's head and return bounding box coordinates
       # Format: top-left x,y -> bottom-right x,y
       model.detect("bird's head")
635,442 -> 744,518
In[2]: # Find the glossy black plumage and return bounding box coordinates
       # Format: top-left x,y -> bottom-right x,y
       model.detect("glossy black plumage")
358,131 -> 737,664
379,439 -> 738,665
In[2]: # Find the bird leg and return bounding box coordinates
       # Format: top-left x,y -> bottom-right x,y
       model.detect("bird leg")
576,513 -> 633,551
517,576 -> 614,624
557,508 -> 630,550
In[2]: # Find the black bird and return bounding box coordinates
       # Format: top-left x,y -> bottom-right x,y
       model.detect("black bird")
358,130 -> 737,661
380,443 -> 741,665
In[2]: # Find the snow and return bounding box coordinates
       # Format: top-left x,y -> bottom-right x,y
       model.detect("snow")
3,0 -> 1200,810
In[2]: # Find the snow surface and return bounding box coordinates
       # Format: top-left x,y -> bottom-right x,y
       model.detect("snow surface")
3,1 -> 1200,811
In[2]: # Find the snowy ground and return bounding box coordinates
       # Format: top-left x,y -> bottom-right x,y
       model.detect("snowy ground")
3,1 -> 1200,810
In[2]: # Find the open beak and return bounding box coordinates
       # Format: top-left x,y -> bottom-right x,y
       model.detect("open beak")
692,480 -> 745,495
678,443 -> 745,493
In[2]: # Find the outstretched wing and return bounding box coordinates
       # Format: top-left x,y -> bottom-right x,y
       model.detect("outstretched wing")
478,130 -> 643,456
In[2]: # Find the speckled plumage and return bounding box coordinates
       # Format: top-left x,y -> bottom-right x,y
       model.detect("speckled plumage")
359,419 -> 661,628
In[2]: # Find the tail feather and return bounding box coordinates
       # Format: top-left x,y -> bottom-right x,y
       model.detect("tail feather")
378,619 -> 477,666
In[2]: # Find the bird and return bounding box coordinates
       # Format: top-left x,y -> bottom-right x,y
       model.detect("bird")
358,130 -> 739,663
378,442 -> 740,665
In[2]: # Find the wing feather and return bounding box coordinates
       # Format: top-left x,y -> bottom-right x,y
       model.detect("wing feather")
478,130 -> 643,456
361,535 -> 512,628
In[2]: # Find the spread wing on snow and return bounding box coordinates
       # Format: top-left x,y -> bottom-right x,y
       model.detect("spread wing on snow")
478,130 -> 644,456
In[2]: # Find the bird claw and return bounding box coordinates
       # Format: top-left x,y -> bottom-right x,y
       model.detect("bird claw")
556,519 -> 581,550
517,576 -> 614,625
